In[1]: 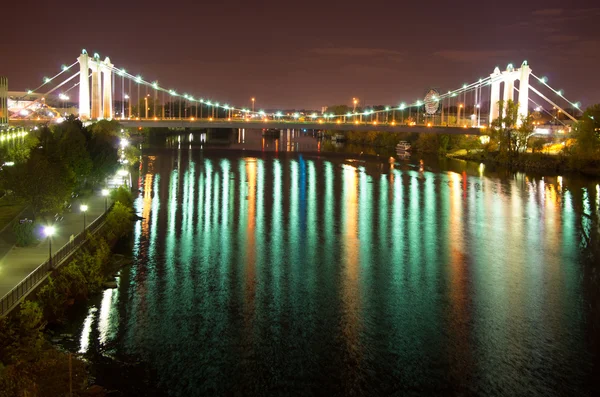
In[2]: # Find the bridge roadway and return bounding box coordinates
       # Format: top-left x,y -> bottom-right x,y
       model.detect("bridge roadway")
119,119 -> 484,135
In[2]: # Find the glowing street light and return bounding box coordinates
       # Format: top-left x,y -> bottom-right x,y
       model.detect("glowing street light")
102,189 -> 109,211
251,97 -> 255,113
80,204 -> 88,232
44,226 -> 55,267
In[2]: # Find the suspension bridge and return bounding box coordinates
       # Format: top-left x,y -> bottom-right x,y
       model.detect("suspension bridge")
2,49 -> 583,136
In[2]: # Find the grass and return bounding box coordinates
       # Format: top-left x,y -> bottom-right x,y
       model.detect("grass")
0,196 -> 27,231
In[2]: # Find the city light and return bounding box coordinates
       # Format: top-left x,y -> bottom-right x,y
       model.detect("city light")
44,226 -> 55,237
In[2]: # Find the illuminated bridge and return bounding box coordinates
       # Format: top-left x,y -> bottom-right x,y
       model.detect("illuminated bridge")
6,49 -> 583,136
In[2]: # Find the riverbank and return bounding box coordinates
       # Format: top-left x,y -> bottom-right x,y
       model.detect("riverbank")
0,187 -> 135,396
447,150 -> 600,177
327,128 -> 600,177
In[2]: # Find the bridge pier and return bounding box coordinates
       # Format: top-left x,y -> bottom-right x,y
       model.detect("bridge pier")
77,52 -> 90,119
489,67 -> 501,124
90,61 -> 102,119
78,51 -> 114,120
102,57 -> 113,119
488,61 -> 532,126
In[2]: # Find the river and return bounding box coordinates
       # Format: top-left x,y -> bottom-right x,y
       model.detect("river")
57,129 -> 600,396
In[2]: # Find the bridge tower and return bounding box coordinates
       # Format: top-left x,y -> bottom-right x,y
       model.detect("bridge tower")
90,58 -> 102,119
488,61 -> 531,126
101,57 -> 113,119
78,51 -> 113,120
77,52 -> 90,119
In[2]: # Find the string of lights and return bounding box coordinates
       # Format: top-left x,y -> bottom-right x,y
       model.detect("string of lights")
26,53 -> 583,121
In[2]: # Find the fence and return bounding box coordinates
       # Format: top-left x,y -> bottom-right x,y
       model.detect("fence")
0,204 -> 113,317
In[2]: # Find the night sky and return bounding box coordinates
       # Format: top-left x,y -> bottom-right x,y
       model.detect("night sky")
3,0 -> 599,110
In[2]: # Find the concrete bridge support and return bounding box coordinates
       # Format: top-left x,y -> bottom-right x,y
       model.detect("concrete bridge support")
77,52 -> 90,119
78,51 -> 114,120
90,62 -> 102,119
488,61 -> 531,126
102,57 -> 113,119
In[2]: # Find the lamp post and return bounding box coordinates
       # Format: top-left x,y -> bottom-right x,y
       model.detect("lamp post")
102,189 -> 109,211
80,204 -> 88,232
251,97 -> 255,113
124,94 -> 130,118
44,226 -> 55,267
144,95 -> 149,119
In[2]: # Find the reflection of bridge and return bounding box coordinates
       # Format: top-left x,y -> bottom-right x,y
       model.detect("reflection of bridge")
121,119 -> 483,135
8,49 -> 582,135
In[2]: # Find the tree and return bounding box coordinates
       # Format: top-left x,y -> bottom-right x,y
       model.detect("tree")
12,221 -> 36,246
490,99 -> 534,157
87,120 -> 120,183
325,105 -> 351,117
111,185 -> 134,208
2,149 -> 73,217
56,121 -> 93,183
106,201 -> 132,239
0,135 -> 38,164
571,104 -> 600,160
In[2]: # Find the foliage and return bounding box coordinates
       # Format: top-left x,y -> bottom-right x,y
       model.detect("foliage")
570,104 -> 600,162
325,104 -> 352,116
56,119 -> 93,180
12,220 -> 37,246
0,302 -> 90,396
0,134 -> 38,164
0,301 -> 45,365
490,99 -> 534,157
87,120 -> 121,183
37,277 -> 68,321
37,236 -> 112,322
339,130 -> 413,147
111,185 -> 134,208
106,201 -> 132,239
1,149 -> 74,217
124,144 -> 141,165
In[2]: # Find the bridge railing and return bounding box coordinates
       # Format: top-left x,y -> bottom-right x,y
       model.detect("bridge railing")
0,204 -> 113,317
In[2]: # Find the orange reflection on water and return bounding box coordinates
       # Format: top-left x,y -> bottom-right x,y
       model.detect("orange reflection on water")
341,165 -> 361,358
141,174 -> 154,238
245,159 -> 257,307
447,171 -> 473,376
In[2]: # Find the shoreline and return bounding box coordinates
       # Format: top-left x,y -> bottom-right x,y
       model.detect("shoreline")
446,151 -> 600,177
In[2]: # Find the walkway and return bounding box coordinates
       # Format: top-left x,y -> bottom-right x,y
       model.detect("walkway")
0,192 -> 106,297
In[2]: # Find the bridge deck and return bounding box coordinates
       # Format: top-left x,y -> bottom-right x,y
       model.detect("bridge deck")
119,119 -> 484,135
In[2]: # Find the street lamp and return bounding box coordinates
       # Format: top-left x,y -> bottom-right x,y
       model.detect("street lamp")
102,189 -> 109,211
144,95 -> 149,119
80,205 -> 88,232
44,226 -> 55,267
124,94 -> 130,118
251,97 -> 255,113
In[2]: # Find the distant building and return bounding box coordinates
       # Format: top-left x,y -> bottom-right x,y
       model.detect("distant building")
0,77 -> 8,127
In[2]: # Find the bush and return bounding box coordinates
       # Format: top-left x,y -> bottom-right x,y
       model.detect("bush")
0,301 -> 45,365
12,221 -> 37,247
106,201 -> 132,239
37,277 -> 67,322
111,185 -> 133,208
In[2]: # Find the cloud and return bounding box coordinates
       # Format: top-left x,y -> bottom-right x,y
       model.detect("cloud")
532,8 -> 563,17
433,50 -> 512,63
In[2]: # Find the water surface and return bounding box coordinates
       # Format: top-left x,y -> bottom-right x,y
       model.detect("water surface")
64,132 -> 600,396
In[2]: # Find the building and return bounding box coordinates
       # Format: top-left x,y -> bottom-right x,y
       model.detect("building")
0,77 -> 8,127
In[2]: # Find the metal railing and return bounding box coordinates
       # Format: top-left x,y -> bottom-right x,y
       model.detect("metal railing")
0,204 -> 113,316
